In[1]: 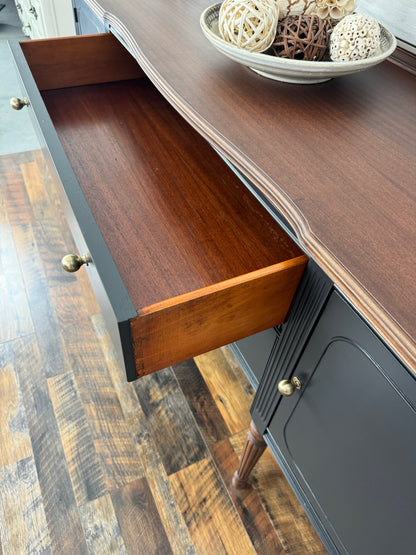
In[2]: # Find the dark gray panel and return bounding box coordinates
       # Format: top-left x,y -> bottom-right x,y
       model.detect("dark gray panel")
252,261 -> 332,433
269,291 -> 416,555
231,327 -> 279,389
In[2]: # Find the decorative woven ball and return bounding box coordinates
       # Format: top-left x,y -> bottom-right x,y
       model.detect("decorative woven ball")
272,15 -> 328,60
276,0 -> 317,20
313,0 -> 357,21
330,13 -> 381,61
219,0 -> 279,53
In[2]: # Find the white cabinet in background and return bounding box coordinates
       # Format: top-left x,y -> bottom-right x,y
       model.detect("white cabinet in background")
14,0 -> 76,39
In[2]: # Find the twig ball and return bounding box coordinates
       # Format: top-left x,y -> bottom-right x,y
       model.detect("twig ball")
219,0 -> 279,52
272,14 -> 329,61
330,13 -> 381,61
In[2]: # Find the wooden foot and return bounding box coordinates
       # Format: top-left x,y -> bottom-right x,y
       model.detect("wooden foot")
232,420 -> 267,489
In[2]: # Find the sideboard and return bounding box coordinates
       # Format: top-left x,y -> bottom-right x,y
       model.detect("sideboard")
10,0 -> 416,552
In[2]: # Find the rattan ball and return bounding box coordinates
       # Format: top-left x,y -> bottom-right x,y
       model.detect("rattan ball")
272,14 -> 328,60
219,0 -> 279,53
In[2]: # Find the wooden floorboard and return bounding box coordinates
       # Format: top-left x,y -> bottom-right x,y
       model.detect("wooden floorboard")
48,372 -> 108,506
133,368 -> 209,476
211,437 -> 285,555
111,477 -> 173,554
0,149 -> 326,554
78,493 -> 127,554
0,342 -> 32,469
169,457 -> 256,555
12,334 -> 89,554
0,456 -> 51,553
173,358 -> 231,448
0,223 -> 33,343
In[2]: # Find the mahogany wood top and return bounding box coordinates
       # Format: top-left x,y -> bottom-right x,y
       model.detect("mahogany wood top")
85,0 -> 416,372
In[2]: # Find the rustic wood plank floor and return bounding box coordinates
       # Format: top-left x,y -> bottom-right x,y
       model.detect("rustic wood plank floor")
0,149 -> 327,554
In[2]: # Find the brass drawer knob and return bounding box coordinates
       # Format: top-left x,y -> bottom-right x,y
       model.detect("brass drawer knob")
278,377 -> 302,397
61,254 -> 91,273
10,97 -> 30,110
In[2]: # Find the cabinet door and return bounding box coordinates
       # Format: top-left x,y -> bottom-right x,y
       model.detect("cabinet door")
268,291 -> 416,555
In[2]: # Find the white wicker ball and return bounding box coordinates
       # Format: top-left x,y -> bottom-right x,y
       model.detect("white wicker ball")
313,0 -> 357,20
330,13 -> 381,61
219,0 -> 279,53
275,0 -> 317,20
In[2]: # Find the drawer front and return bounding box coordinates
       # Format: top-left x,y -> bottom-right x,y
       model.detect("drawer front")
268,291 -> 416,554
9,38 -> 138,379
10,33 -> 307,380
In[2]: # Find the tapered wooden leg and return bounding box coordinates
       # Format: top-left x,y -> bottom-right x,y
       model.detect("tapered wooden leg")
232,420 -> 267,489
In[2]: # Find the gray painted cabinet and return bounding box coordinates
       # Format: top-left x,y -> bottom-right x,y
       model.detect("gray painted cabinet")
266,291 -> 416,554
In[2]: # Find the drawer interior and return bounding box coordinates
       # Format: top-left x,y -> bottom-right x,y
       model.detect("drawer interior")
21,34 -> 307,377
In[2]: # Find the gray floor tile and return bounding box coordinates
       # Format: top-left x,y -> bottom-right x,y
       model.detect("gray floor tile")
0,40 -> 39,155
0,1 -> 38,156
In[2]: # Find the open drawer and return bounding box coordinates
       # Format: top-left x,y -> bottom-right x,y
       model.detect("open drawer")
10,33 -> 307,380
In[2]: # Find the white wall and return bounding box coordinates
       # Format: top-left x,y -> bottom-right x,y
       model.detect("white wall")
357,0 -> 416,46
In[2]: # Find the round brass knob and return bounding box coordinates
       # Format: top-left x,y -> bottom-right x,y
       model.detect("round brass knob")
61,254 -> 91,273
278,377 -> 302,397
10,97 -> 30,110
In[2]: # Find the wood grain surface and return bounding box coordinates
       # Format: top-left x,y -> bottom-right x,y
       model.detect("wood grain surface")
0,457 -> 51,553
133,368 -> 209,475
131,257 -> 307,375
40,77 -> 304,307
83,0 -> 416,373
0,344 -> 32,469
169,457 -> 257,554
173,358 -> 232,447
110,478 -> 172,553
0,149 -> 325,553
229,430 -> 328,555
0,221 -> 33,343
21,33 -> 144,90
78,494 -> 127,553
212,437 -> 285,555
48,372 -> 108,506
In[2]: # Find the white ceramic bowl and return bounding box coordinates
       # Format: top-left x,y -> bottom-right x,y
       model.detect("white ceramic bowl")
200,3 -> 397,84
